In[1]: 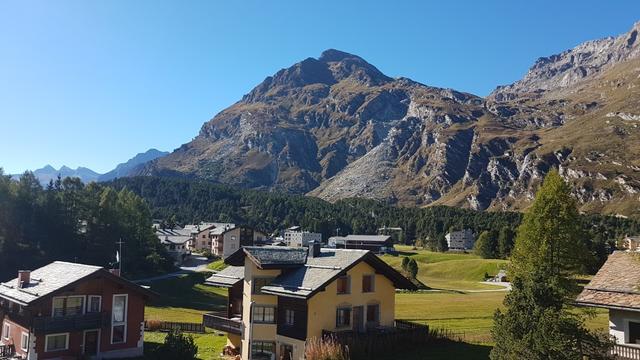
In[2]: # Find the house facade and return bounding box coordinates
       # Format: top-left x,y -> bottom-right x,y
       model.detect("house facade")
283,230 -> 322,247
0,262 -> 154,359
445,229 -> 475,250
155,228 -> 191,265
211,226 -> 267,258
576,252 -> 640,355
204,243 -> 416,360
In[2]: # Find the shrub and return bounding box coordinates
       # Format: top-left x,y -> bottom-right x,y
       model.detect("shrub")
146,319 -> 163,331
156,329 -> 198,360
305,337 -> 349,360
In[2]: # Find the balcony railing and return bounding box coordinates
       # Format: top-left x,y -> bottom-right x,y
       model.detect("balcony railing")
32,312 -> 110,333
0,344 -> 14,357
611,344 -> 640,360
203,311 -> 242,335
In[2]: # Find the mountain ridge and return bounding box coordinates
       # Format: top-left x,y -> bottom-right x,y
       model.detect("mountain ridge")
138,22 -> 640,217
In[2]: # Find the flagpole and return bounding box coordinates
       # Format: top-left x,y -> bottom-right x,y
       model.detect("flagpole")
116,239 -> 125,275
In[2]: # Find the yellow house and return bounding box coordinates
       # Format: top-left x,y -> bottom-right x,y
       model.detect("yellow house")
205,242 -> 416,360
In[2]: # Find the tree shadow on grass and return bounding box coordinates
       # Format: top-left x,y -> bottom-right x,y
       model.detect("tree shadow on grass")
377,341 -> 492,360
144,273 -> 228,312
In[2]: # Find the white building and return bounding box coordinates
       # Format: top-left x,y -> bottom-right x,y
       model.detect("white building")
284,228 -> 322,247
445,229 -> 475,250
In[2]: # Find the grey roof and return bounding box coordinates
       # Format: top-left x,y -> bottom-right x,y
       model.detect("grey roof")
205,266 -> 244,287
156,228 -> 191,245
260,248 -> 369,298
244,246 -> 307,267
0,262 -> 103,305
330,235 -> 392,243
210,225 -> 235,236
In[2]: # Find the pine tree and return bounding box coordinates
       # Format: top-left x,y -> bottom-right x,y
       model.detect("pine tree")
497,227 -> 514,259
491,170 -> 612,360
474,231 -> 498,259
406,258 -> 418,280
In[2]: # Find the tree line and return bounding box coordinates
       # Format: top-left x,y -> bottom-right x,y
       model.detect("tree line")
0,170 -> 174,280
108,176 -> 640,272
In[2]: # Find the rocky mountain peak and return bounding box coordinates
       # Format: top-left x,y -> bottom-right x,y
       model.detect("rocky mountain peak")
243,49 -> 391,102
491,22 -> 640,101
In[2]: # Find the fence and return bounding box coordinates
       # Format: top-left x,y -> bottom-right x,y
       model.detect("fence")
611,344 -> 640,360
322,319 -> 430,360
144,320 -> 205,333
0,344 -> 14,358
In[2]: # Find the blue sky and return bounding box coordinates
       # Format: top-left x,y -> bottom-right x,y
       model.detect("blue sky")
1,1 -> 639,174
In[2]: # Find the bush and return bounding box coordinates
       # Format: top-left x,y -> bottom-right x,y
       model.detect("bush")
305,337 -> 349,360
156,329 -> 198,360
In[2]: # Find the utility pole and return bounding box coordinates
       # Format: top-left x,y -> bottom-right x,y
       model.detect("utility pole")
116,239 -> 125,275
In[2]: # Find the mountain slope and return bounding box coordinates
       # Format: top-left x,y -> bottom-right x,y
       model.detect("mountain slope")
98,149 -> 168,181
11,165 -> 101,184
139,25 -> 640,217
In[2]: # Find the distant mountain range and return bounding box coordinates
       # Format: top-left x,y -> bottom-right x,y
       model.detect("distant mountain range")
12,149 -> 168,184
134,21 -> 640,217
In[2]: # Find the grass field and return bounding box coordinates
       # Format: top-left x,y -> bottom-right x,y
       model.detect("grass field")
144,331 -> 227,360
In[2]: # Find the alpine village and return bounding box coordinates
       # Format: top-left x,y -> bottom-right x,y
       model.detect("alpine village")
3,5 -> 640,360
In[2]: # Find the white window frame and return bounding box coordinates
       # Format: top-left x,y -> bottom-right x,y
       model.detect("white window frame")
20,331 -> 29,352
44,332 -> 69,352
87,295 -> 102,313
111,294 -> 128,344
2,322 -> 10,340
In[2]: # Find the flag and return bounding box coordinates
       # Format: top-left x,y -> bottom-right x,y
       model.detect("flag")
116,251 -> 120,263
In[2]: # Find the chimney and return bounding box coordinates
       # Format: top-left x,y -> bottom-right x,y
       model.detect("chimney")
18,270 -> 31,288
109,269 -> 121,277
308,241 -> 321,258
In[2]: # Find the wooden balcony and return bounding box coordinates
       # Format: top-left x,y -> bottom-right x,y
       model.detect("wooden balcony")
32,312 -> 110,334
203,311 -> 242,335
0,345 -> 14,358
322,320 -> 429,360
611,344 -> 640,360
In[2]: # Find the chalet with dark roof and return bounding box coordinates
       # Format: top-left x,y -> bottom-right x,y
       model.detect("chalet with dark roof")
0,261 -> 154,359
203,242 -> 416,360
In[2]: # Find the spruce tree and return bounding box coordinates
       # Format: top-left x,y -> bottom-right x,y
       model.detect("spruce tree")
491,170 -> 612,360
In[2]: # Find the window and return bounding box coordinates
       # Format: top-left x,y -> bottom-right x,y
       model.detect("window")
45,333 -> 69,352
252,277 -> 274,294
253,305 -> 276,324
2,322 -> 9,340
366,304 -> 380,324
336,307 -> 351,328
629,321 -> 640,344
52,296 -> 85,318
337,276 -> 350,294
20,332 -> 28,352
285,309 -> 295,326
111,294 -> 128,344
251,341 -> 275,360
87,296 -> 102,313
362,274 -> 375,293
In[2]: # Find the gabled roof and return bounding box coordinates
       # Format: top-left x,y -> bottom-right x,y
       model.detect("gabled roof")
204,266 -> 244,288
227,246 -> 416,299
0,261 -> 155,306
226,246 -> 308,269
576,251 -> 640,311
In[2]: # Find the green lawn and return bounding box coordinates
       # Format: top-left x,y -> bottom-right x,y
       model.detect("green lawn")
382,246 -> 508,290
144,331 -> 227,360
206,259 -> 227,271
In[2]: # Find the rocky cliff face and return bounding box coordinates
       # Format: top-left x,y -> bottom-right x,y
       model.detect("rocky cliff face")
139,25 -> 640,217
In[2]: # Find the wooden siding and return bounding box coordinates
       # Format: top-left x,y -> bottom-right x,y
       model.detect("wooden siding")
277,296 -> 307,341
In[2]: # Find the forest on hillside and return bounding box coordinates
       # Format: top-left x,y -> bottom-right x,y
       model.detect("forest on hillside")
109,176 -> 640,271
0,170 -> 174,280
